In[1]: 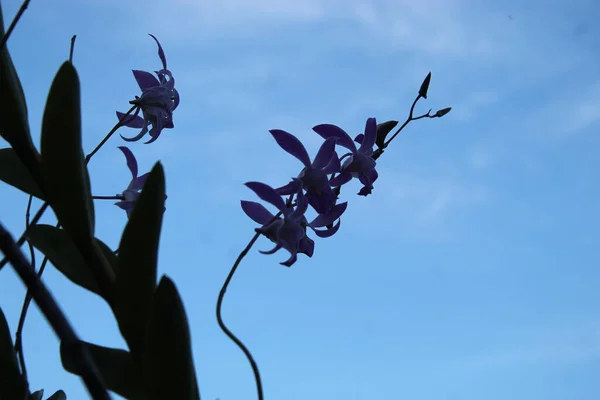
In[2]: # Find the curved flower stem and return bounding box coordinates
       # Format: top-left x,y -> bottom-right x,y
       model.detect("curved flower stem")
216,231 -> 265,400
0,0 -> 31,51
85,104 -> 137,163
0,222 -> 111,400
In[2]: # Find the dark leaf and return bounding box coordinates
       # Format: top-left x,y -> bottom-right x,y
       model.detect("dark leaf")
0,2 -> 44,198
41,62 -> 94,242
375,120 -> 399,150
143,276 -> 200,400
0,148 -> 44,199
46,390 -> 67,400
113,163 -> 165,357
0,307 -> 26,399
29,389 -> 43,400
418,72 -> 432,99
27,224 -> 116,302
434,107 -> 452,118
61,341 -> 143,400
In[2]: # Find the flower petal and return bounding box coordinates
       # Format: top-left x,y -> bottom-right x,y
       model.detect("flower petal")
114,200 -> 134,211
312,124 -> 357,152
130,172 -> 150,190
275,179 -> 302,196
322,151 -> 341,175
132,70 -> 161,91
311,219 -> 341,238
148,33 -> 168,70
306,186 -> 336,214
309,202 -> 348,228
312,137 -> 337,170
241,200 -> 275,225
117,146 -> 138,179
329,170 -> 352,187
116,111 -> 145,129
259,243 -> 282,255
354,133 -> 364,144
245,181 -> 287,214
299,236 -> 314,257
280,253 -> 298,267
269,129 -> 311,167
358,117 -> 377,154
120,123 -> 149,142
289,192 -> 308,220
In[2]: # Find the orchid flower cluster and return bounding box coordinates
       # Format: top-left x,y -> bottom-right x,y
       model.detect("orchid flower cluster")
111,35 -> 379,268
241,118 -> 380,266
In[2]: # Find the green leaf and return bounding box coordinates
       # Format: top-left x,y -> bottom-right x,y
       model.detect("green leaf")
0,307 -> 26,399
27,224 -> 116,301
60,341 -> 143,400
113,162 -> 165,358
46,390 -> 67,400
375,120 -> 399,150
0,148 -> 44,199
41,62 -> 94,242
143,277 -> 200,400
0,2 -> 44,198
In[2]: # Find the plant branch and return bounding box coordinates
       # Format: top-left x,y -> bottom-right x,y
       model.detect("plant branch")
0,222 -> 111,400
216,231 -> 265,400
0,0 -> 31,51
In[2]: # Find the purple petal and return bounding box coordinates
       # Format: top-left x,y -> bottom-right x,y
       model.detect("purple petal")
132,70 -> 161,91
354,133 -> 364,144
280,253 -> 298,267
241,200 -> 275,225
329,171 -> 353,187
116,111 -> 145,129
115,201 -> 134,211
311,219 -> 341,238
275,179 -> 302,196
312,137 -> 337,170
120,124 -> 149,142
117,146 -> 138,179
289,192 -> 308,220
145,128 -> 163,144
148,34 -> 168,70
259,243 -> 282,255
312,124 -> 357,152
173,88 -> 180,110
130,172 -> 150,190
309,202 -> 348,228
245,181 -> 287,214
322,151 -> 340,175
299,236 -> 314,257
306,187 -> 336,214
358,117 -> 377,154
269,129 -> 311,167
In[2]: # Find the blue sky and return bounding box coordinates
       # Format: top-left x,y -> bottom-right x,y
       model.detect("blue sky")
1,0 -> 600,399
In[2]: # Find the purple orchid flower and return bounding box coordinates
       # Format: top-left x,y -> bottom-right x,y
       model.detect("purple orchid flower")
241,181 -> 347,266
268,129 -> 341,214
114,146 -> 167,218
114,146 -> 150,218
312,117 -> 379,196
116,34 -> 180,144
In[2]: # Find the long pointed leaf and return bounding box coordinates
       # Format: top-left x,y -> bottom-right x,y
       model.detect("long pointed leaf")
41,62 -> 94,241
113,163 -> 165,357
0,308 -> 26,399
143,277 -> 200,400
0,148 -> 44,199
61,341 -> 143,400
28,224 -> 117,301
0,2 -> 44,202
